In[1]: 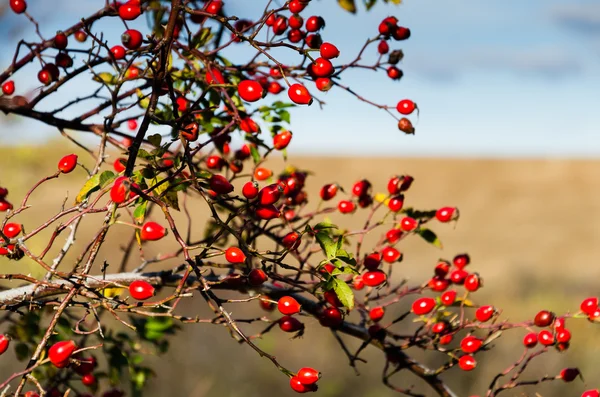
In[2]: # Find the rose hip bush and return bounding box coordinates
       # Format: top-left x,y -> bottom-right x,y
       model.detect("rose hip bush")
0,1 -> 598,396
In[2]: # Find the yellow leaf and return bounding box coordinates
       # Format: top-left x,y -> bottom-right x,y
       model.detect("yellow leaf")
338,0 -> 357,13
102,287 -> 124,298
374,192 -> 387,203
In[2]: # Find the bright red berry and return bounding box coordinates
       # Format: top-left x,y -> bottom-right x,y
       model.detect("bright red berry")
0,335 -> 9,355
282,231 -> 301,250
255,205 -> 280,220
9,0 -> 27,14
475,305 -> 495,322
273,130 -> 292,150
258,184 -> 282,206
2,81 -> 15,96
119,1 -> 142,20
0,200 -> 13,212
225,247 -> 246,264
377,40 -> 389,54
388,195 -> 404,212
523,332 -> 538,348
538,330 -> 555,346
387,66 -> 403,80
399,216 -> 418,232
242,181 -> 259,199
396,99 -> 416,115
254,167 -> 272,181
453,253 -> 470,268
369,307 -> 385,322
435,260 -> 451,277
48,340 -> 77,367
121,29 -> 143,50
556,329 -> 571,343
353,275 -> 365,290
238,80 -> 264,102
205,0 -> 223,14
386,228 -> 403,244
140,222 -> 166,241
449,269 -> 468,285
315,77 -> 332,92
582,390 -> 600,397
74,30 -> 87,42
110,45 -> 127,60
458,355 -> 476,371
441,290 -> 457,306
312,57 -> 334,77
412,297 -> 436,315
319,184 -> 338,201
428,277 -> 450,292
129,280 -> 155,300
289,376 -> 317,393
110,176 -> 138,204
319,42 -> 339,59
581,297 -> 598,315
278,296 -> 301,315
305,16 -> 324,32
337,200 -> 356,214
436,207 -> 459,222
460,336 -> 483,353
58,154 -> 78,173
288,83 -> 312,105
82,373 -> 97,386
3,223 -> 22,238
362,270 -> 387,287
297,367 -> 320,385
268,81 -> 284,94
53,32 -> 68,50
464,274 -> 481,292
382,246 -> 401,263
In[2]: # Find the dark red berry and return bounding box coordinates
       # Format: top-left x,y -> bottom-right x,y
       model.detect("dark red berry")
9,0 -> 27,14
209,174 -> 234,195
248,269 -> 268,286
534,310 -> 555,328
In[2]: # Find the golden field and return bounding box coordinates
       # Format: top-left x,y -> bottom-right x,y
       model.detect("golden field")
1,143 -> 600,396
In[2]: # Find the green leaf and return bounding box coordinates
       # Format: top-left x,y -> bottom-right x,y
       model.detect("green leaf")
338,0 -> 357,13
75,171 -> 115,204
250,144 -> 261,164
315,231 -> 338,260
164,190 -> 180,211
148,134 -> 162,147
333,278 -> 354,309
277,109 -> 291,124
314,221 -> 337,231
336,249 -> 357,267
133,201 -> 148,224
417,228 -> 443,249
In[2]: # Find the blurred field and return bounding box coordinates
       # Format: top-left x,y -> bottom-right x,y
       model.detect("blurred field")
1,142 -> 600,396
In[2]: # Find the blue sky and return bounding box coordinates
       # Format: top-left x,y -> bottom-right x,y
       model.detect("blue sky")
0,0 -> 599,157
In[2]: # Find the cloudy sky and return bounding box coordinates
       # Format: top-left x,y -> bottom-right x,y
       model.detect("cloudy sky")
0,0 -> 598,157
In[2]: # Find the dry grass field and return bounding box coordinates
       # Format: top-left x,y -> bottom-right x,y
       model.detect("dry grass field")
1,142 -> 600,396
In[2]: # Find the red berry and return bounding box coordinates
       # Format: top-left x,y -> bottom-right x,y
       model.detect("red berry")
352,179 -> 370,197
24,392 -> 39,397
74,30 -> 87,42
387,66 -> 403,80
58,154 -> 78,173
538,330 -> 555,346
460,336 -> 483,353
439,334 -> 453,345
56,52 -> 73,68
523,332 -> 538,348
110,176 -> 138,204
435,260 -> 451,277
48,340 -> 76,367
206,67 -> 226,85
282,231 -> 301,250
337,200 -> 356,214
312,57 -> 334,77
450,269 -> 468,285
378,16 -> 398,36
254,167 -> 272,181
289,0 -> 307,13
3,223 -> 22,238
206,155 -> 224,170
352,275 -> 365,290
582,390 -> 600,397
320,306 -> 343,328
441,290 -> 457,306
377,40 -> 389,54
242,181 -> 259,199
74,356 -> 97,375
436,207 -> 459,222
0,335 -> 9,355
273,130 -> 292,150
255,205 -> 280,220
305,33 -> 322,49
534,310 -> 555,327
289,14 -> 303,29
258,184 -> 282,206
0,200 -> 13,212
458,355 -> 476,371
556,329 -> 571,343
110,45 -> 127,60
82,373 -> 96,386
9,0 -> 27,14
225,247 -> 246,264
180,121 -> 199,141
259,295 -> 275,311
475,305 -> 495,322
363,252 -> 382,271
386,228 -> 403,244
412,297 -> 436,315
369,307 -> 385,322
238,80 -> 264,102
248,269 -> 268,286
396,99 -> 416,115
362,270 -> 387,287
289,376 -> 317,393
140,222 -> 166,241
121,29 -> 143,50
273,15 -> 289,35
464,273 -> 481,292
428,276 -> 448,293
315,77 -> 332,92
392,26 -> 411,41
319,184 -> 338,201
112,157 -> 126,173
581,297 -> 598,315
53,32 -> 68,50
297,367 -> 320,385
387,175 -> 413,194
305,16 -> 324,32
205,0 -> 223,14
453,254 -> 470,269
382,246 -> 401,263
388,195 -> 404,212
431,322 -> 447,334
209,174 -> 234,195
119,1 -> 141,20
319,42 -> 339,59
560,368 -> 580,383
129,280 -> 155,300
323,290 -> 343,307
554,317 -> 566,331
38,69 -> 52,86
240,117 -> 259,133
399,216 -> 418,232
288,83 -> 312,105
278,296 -> 301,315
2,81 -> 15,96
268,81 -> 284,94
